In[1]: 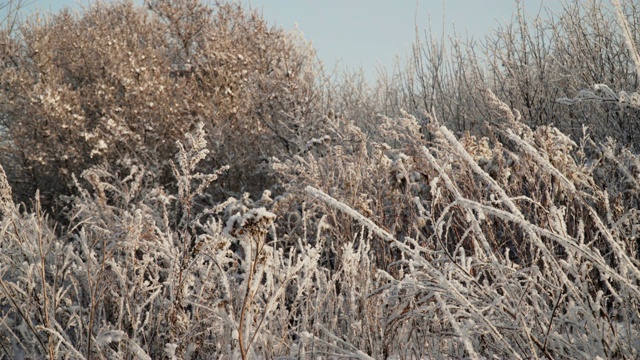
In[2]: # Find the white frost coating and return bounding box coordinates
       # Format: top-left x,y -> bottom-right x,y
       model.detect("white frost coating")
96,329 -> 125,346
505,127 -> 640,282
165,343 -> 178,360
438,126 -> 588,303
224,207 -> 276,237
128,339 -> 152,360
305,185 -> 522,359
304,186 -> 396,243
440,126 -> 523,216
301,135 -> 331,153
612,0 -> 640,79
39,327 -> 87,360
435,291 -> 478,359
504,128 -> 577,193
420,145 -> 499,263
457,197 -> 640,298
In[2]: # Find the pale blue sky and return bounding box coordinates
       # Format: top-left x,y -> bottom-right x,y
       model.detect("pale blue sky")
4,0 -> 565,80
239,0 -> 564,79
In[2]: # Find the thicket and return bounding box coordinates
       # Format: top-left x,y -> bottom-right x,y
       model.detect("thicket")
0,0 -> 639,359
367,0 -> 640,148
0,0 -> 321,209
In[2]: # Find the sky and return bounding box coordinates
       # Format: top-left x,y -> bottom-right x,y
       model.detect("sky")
238,0 -> 565,80
3,0 -> 566,81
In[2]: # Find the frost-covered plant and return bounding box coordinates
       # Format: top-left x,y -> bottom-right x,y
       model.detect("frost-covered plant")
0,124 -> 325,359
1,53 -> 638,360
2,0 -> 640,358
300,89 -> 640,358
270,110 -> 431,276
0,0 -> 319,209
370,0 -> 640,150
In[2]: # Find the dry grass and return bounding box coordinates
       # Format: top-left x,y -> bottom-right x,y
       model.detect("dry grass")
0,0 -> 639,359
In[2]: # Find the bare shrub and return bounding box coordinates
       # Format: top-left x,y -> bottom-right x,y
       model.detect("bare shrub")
384,0 -> 640,148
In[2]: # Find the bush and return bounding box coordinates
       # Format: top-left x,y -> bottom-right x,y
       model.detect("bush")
0,0 -> 319,209
375,0 -> 640,148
